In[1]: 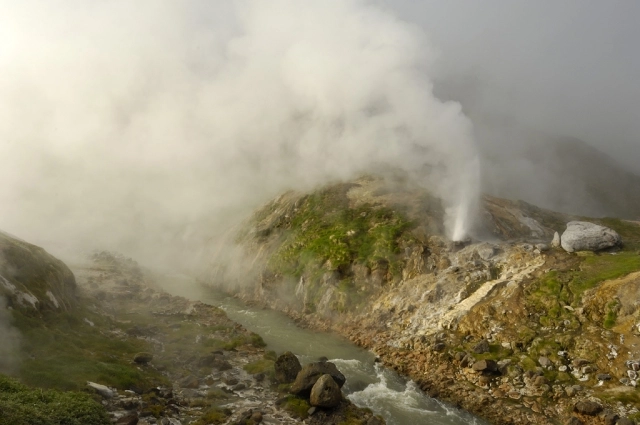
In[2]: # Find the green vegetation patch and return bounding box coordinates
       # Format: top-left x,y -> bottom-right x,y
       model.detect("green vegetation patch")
526,251 -> 640,326
281,395 -> 311,419
12,306 -> 167,392
267,186 -> 414,277
192,407 -> 231,425
0,374 -> 109,425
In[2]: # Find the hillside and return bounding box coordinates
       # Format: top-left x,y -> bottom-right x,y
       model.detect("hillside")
209,175 -> 640,425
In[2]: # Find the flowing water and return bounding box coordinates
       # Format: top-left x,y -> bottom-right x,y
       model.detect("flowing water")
156,274 -> 488,425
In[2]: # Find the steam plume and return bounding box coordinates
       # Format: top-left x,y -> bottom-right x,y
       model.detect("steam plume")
0,0 -> 479,266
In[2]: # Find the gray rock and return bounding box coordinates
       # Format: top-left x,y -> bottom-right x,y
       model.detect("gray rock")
536,243 -> 550,252
573,400 -> 603,416
309,374 -> 342,408
476,244 -> 497,260
561,221 -> 622,253
472,339 -> 490,354
86,381 -> 114,399
274,351 -> 302,384
604,413 -> 619,425
472,359 -> 498,373
433,343 -> 446,352
116,413 -> 139,425
617,418 -> 635,425
290,362 -> 346,396
539,356 -> 552,368
133,352 -> 153,364
597,373 -> 612,381
551,231 -> 561,248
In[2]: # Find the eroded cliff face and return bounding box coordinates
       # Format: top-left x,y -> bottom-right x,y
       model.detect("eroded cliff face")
207,176 -> 640,425
0,231 -> 77,313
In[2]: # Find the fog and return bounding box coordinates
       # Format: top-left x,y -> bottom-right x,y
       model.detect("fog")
0,0 -> 480,267
0,1 -> 638,270
382,0 -> 640,213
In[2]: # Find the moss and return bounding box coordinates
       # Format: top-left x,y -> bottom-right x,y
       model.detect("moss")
243,359 -> 274,375
282,395 -> 311,419
519,356 -> 537,371
266,187 -> 414,278
192,407 -> 230,425
604,299 -> 621,329
12,307 -> 167,392
0,374 -> 109,425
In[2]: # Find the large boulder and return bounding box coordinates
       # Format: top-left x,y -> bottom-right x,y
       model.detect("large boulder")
560,221 -> 622,253
290,361 -> 346,396
274,351 -> 302,383
309,374 -> 342,408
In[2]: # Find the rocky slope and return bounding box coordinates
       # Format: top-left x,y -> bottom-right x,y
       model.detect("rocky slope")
1,234 -> 378,424
207,175 -> 640,425
0,230 -> 77,313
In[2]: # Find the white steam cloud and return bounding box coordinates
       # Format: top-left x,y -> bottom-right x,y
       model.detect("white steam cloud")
0,0 -> 478,266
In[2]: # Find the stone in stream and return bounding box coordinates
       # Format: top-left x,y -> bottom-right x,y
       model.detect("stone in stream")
290,362 -> 346,396
274,351 -> 302,383
309,374 -> 342,408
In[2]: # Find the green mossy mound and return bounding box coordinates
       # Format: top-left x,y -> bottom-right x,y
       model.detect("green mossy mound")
0,374 -> 109,425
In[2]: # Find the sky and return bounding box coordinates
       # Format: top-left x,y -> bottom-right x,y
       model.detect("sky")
382,0 -> 640,173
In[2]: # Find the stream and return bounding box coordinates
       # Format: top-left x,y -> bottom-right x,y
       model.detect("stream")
155,274 -> 488,425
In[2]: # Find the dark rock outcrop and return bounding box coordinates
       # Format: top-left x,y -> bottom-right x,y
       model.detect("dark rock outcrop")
274,351 -> 302,384
290,362 -> 346,396
309,374 -> 342,408
573,400 -> 603,416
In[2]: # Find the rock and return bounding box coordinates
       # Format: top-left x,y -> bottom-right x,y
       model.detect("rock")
566,417 -> 584,425
536,243 -> 550,252
133,352 -> 153,364
573,400 -> 603,416
597,373 -> 612,381
551,232 -> 561,248
366,417 -> 385,425
224,377 -> 239,386
472,339 -> 490,354
232,383 -> 246,391
476,244 -> 497,260
573,358 -> 590,368
87,381 -> 114,399
249,411 -> 263,423
178,375 -> 199,389
116,413 -> 139,425
308,406 -> 317,415
604,413 -> 619,425
212,358 -> 232,371
309,374 -> 342,408
274,351 -> 302,384
433,343 -> 446,352
560,221 -> 622,253
290,362 -> 346,396
539,356 -> 552,368
472,359 -> 498,373
617,418 -> 635,425
533,376 -> 548,386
